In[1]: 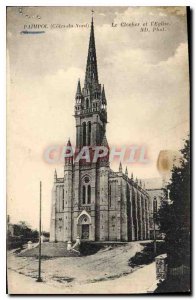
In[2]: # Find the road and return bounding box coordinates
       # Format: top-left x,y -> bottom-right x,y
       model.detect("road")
7,262 -> 158,294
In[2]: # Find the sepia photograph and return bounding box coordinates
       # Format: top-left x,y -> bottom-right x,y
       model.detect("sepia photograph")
6,6 -> 190,294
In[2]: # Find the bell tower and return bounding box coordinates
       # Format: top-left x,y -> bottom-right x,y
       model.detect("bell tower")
74,17 -> 108,149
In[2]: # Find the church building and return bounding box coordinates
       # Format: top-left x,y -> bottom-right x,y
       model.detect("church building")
50,17 -> 150,242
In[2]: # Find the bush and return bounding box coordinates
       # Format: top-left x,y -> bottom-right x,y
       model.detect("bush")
129,242 -> 166,268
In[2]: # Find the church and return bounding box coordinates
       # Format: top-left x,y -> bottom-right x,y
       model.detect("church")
50,17 -> 150,242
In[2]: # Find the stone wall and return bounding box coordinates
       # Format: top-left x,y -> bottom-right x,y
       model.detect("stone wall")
50,167 -> 151,242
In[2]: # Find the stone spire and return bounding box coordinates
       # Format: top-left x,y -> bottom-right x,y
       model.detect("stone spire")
125,166 -> 128,176
119,162 -> 122,172
84,16 -> 99,89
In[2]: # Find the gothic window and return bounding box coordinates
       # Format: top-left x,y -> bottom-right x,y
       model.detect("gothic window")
86,98 -> 89,109
82,186 -> 86,204
87,185 -> 91,204
109,185 -> 112,207
82,122 -> 86,146
87,122 -> 91,145
62,199 -> 64,210
82,176 -> 91,205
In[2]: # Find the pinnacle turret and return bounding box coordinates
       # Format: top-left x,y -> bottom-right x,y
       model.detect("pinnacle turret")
125,166 -> 128,176
119,162 -> 122,173
65,138 -> 73,165
76,79 -> 82,97
67,138 -> 71,147
101,85 -> 107,105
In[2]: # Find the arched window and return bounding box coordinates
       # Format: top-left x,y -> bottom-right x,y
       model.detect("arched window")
87,122 -> 91,145
83,122 -> 86,146
86,98 -> 89,109
109,185 -> 112,207
62,188 -> 64,210
82,186 -> 86,204
87,185 -> 91,204
81,176 -> 91,205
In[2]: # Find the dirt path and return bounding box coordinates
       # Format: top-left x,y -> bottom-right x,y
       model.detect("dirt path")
8,261 -> 157,294
7,242 -> 144,288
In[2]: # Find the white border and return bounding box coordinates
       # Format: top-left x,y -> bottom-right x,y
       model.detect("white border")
1,1 -> 195,299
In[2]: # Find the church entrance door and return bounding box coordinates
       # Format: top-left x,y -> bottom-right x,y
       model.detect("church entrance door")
81,224 -> 89,240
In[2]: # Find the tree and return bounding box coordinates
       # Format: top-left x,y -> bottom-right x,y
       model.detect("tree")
15,221 -> 38,241
157,137 -> 190,268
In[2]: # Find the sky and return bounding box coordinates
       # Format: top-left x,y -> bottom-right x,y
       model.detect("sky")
7,6 -> 189,231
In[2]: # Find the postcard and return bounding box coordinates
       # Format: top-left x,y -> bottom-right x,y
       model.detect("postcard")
7,6 -> 190,294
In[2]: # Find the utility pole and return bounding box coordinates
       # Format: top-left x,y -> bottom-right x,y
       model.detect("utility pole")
153,196 -> 157,257
36,181 -> 43,282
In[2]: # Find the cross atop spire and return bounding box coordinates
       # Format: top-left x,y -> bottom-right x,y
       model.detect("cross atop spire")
84,14 -> 99,89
